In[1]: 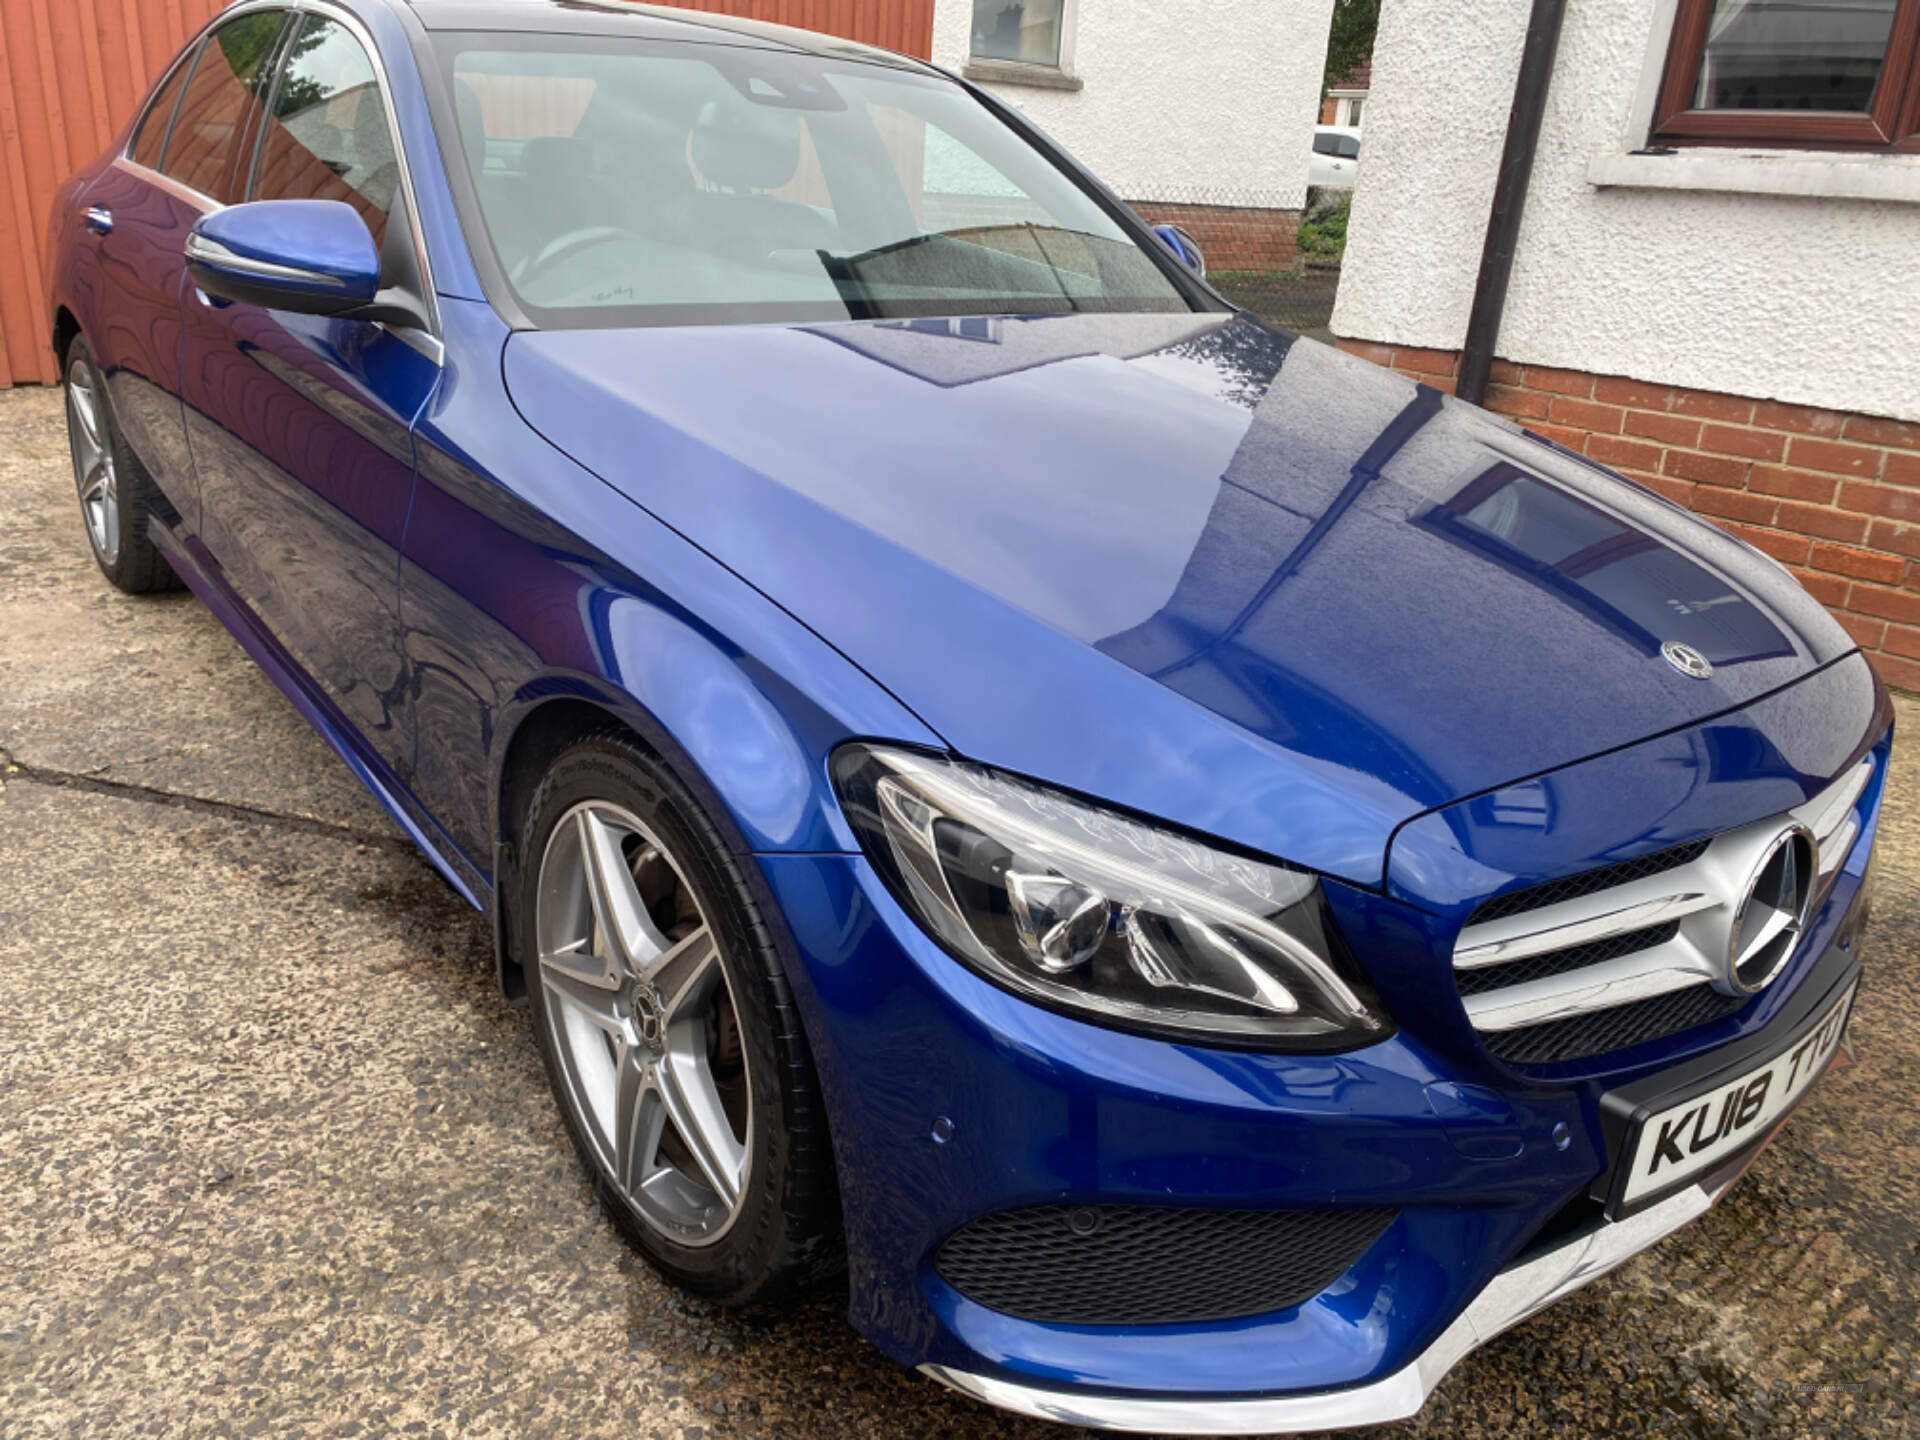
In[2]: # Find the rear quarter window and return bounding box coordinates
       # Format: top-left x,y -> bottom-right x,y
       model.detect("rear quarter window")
130,54 -> 194,170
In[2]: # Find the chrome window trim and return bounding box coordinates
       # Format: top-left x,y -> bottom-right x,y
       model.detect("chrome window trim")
379,324 -> 445,365
111,155 -> 222,213
919,1109 -> 1799,1434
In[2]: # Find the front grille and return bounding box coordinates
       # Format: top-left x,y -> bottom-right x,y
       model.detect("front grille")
934,1205 -> 1397,1326
1455,920 -> 1679,997
1483,984 -> 1748,1065
1453,760 -> 1873,1068
1468,839 -> 1710,926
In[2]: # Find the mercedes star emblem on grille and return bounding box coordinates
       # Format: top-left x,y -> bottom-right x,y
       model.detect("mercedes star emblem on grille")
1720,825 -> 1817,996
1661,641 -> 1714,680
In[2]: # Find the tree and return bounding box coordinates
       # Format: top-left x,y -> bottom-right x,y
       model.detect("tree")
1323,0 -> 1379,93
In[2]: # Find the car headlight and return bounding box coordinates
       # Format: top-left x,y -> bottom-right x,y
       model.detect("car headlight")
832,744 -> 1390,1050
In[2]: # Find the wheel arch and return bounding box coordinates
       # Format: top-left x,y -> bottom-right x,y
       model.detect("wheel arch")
488,665 -> 845,1001
51,306 -> 81,374
491,688 -> 688,1001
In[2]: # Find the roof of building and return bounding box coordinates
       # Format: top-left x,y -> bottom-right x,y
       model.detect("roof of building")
1329,58 -> 1372,93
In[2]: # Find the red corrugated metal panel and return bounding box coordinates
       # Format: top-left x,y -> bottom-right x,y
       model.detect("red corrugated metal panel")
662,0 -> 933,57
0,0 -> 226,384
0,0 -> 933,386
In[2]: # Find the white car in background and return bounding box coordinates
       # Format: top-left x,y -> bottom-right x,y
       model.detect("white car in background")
1310,125 -> 1362,190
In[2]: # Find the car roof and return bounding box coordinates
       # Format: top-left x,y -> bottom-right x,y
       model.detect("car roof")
397,0 -> 938,72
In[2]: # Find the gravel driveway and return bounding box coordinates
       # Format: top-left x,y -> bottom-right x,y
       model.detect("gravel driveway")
2,383 -> 1917,1439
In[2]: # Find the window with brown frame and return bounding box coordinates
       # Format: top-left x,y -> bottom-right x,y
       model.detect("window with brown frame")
1653,0 -> 1920,151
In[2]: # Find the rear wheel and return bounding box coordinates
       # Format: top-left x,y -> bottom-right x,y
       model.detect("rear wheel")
63,335 -> 180,594
517,732 -> 840,1303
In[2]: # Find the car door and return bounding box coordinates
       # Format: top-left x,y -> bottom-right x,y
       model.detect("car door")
178,9 -> 441,778
74,9 -> 289,533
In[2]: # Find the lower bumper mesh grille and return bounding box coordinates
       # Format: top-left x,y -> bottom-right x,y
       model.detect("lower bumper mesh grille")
935,1205 -> 1397,1326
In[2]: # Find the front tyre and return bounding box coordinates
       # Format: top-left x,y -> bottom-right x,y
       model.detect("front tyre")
516,732 -> 840,1303
63,335 -> 180,594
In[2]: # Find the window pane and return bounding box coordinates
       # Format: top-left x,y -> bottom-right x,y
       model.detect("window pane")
253,17 -> 399,250
161,13 -> 283,199
440,37 -> 1188,325
1692,0 -> 1897,112
131,58 -> 193,170
970,0 -> 1065,67
1312,133 -> 1339,155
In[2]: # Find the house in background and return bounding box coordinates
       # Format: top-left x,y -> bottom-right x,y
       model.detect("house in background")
1321,57 -> 1371,129
928,0 -> 1337,270
1333,0 -> 1920,689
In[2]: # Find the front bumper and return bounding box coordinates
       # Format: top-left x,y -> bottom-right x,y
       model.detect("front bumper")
917,1114 -> 1798,1432
752,726 -> 1880,1428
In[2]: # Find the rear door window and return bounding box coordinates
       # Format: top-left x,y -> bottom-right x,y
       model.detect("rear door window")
159,11 -> 285,201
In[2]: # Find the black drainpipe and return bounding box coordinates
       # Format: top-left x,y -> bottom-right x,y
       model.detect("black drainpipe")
1455,0 -> 1570,406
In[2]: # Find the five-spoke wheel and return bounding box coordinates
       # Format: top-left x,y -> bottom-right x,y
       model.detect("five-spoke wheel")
517,733 -> 839,1302
60,334 -> 179,594
66,354 -> 120,566
536,801 -> 750,1245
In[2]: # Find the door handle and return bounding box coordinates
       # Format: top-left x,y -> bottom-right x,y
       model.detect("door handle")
84,206 -> 113,236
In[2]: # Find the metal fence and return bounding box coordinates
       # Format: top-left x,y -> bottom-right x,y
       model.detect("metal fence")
1124,185 -> 1349,339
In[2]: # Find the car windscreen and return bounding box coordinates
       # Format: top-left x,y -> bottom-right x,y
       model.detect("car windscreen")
431,33 -> 1197,328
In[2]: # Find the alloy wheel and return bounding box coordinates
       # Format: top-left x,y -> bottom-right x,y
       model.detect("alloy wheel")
534,801 -> 751,1246
66,357 -> 119,564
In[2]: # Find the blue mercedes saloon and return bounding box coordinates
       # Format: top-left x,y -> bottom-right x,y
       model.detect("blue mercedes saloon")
46,0 -> 1887,1430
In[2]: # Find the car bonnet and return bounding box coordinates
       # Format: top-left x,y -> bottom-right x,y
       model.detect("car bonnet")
502,312 -> 1852,887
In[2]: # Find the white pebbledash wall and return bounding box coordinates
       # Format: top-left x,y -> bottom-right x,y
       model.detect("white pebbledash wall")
928,0 -> 1336,209
1332,0 -> 1920,424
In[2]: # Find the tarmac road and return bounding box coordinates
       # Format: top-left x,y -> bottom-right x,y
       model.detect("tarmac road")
3,383 -> 1917,1439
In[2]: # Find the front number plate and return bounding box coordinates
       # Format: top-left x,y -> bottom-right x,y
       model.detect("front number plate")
1618,981 -> 1855,1209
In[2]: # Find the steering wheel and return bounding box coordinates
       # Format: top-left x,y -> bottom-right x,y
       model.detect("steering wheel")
511,225 -> 652,289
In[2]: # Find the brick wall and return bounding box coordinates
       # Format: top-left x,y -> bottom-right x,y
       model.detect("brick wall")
1335,340 -> 1920,692
1129,202 -> 1299,272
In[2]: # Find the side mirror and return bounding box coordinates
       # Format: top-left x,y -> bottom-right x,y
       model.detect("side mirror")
1153,223 -> 1206,279
186,200 -> 382,314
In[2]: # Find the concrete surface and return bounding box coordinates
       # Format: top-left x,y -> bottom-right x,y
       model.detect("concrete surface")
2,381 -> 1917,1439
